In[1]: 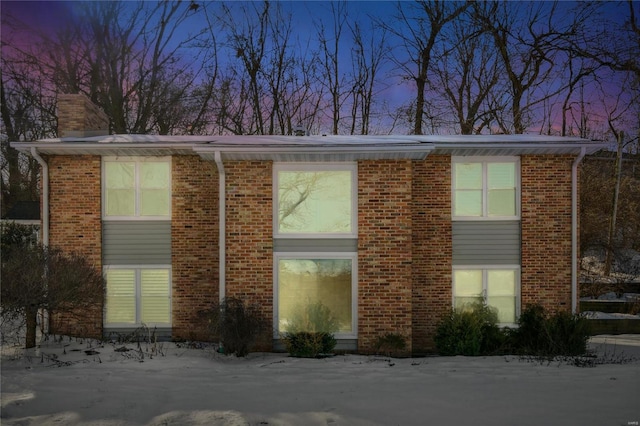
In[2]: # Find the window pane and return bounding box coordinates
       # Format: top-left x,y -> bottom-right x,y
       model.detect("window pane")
455,190 -> 482,216
141,270 -> 170,324
140,189 -> 170,216
140,162 -> 170,189
105,269 -> 136,324
488,189 -> 516,216
488,296 -> 516,323
105,162 -> 135,216
488,163 -> 515,189
454,270 -> 483,296
106,189 -> 135,216
487,270 -> 516,324
106,162 -> 134,188
278,259 -> 352,333
455,163 -> 482,189
455,296 -> 483,312
487,270 -> 515,295
278,170 -> 352,234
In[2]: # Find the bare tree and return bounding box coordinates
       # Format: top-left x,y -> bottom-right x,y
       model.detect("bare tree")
348,21 -> 388,135
315,1 -> 349,135
473,1 -> 589,134
430,12 -> 501,134
384,1 -> 469,135
219,1 -> 270,135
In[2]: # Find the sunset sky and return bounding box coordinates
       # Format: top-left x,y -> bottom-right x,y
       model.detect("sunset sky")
0,0 -> 635,138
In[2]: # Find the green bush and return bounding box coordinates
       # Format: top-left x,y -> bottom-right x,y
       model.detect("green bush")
200,297 -> 268,357
374,332 -> 408,356
435,302 -> 505,356
283,331 -> 337,358
512,304 -> 591,357
282,301 -> 338,357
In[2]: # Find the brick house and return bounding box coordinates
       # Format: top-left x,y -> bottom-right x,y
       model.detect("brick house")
12,94 -> 605,354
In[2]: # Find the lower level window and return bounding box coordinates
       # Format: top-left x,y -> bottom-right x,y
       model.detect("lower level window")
105,267 -> 171,326
453,267 -> 519,325
276,254 -> 356,337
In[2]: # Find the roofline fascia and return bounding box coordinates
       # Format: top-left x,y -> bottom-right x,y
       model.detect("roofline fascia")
432,142 -> 606,154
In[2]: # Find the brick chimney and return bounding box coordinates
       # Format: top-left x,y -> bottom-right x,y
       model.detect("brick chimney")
57,94 -> 109,137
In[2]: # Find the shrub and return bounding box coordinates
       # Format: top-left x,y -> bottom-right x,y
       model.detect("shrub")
374,332 -> 407,357
200,297 -> 269,357
511,304 -> 591,357
283,332 -> 337,358
434,301 -> 506,356
282,301 -> 338,357
1,224 -> 104,349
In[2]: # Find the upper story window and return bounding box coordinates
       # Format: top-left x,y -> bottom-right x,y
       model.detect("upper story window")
103,157 -> 171,219
274,163 -> 357,238
452,157 -> 519,220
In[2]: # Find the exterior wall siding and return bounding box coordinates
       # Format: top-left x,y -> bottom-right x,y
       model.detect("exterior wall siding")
171,155 -> 219,340
521,155 -> 574,312
411,155 -> 452,353
358,160 -> 413,354
102,221 -> 171,265
224,161 -> 274,350
47,155 -> 103,338
452,221 -> 521,265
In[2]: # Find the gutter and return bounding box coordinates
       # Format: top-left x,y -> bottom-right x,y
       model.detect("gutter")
30,148 -> 49,246
214,151 -> 226,304
571,147 -> 587,314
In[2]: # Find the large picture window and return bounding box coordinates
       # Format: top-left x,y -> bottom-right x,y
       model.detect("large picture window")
274,163 -> 356,237
453,157 -> 519,219
105,267 -> 171,326
103,157 -> 171,219
275,254 -> 357,338
453,267 -> 520,325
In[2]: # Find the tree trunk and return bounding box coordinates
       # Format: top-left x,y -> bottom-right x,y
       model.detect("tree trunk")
25,306 -> 38,349
604,131 -> 624,276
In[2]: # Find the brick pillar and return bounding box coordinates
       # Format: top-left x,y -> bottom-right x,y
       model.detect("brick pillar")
358,160 -> 413,354
171,155 -> 219,341
225,161 -> 273,349
47,155 -> 103,338
411,155 -> 452,353
57,94 -> 109,137
521,155 -> 574,312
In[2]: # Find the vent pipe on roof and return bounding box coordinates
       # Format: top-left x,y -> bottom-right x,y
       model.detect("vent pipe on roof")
292,126 -> 308,136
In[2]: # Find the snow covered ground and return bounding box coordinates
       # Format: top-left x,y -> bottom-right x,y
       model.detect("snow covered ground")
1,335 -> 639,426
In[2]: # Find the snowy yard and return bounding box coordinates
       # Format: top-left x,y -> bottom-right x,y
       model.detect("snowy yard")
1,335 -> 639,426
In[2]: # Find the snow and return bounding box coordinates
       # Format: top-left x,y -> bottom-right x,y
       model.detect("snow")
2,335 -> 640,426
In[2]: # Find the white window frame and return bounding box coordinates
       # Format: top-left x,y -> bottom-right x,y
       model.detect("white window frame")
273,252 -> 358,339
452,156 -> 520,221
103,265 -> 172,328
273,162 -> 358,239
102,156 -> 172,220
452,265 -> 521,327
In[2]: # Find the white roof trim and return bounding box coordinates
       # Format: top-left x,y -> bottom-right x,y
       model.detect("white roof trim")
11,134 -> 607,158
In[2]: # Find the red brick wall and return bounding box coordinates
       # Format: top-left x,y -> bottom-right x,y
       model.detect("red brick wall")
411,155 -> 452,353
171,155 -> 219,340
47,155 -> 103,338
521,155 -> 574,312
224,161 -> 273,347
357,160 -> 413,354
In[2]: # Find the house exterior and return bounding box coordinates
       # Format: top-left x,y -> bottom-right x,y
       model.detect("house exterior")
12,94 -> 605,354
